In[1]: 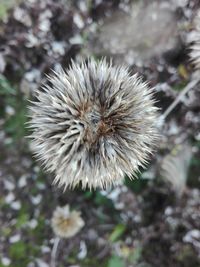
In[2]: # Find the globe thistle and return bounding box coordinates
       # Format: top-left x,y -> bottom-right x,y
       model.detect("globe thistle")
51,205 -> 84,238
28,59 -> 158,190
190,11 -> 200,69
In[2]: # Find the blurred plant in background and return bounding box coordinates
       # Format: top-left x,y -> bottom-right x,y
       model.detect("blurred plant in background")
161,143 -> 192,196
51,205 -> 84,238
50,205 -> 84,267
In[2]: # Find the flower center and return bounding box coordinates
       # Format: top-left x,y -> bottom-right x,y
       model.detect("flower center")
86,112 -> 114,145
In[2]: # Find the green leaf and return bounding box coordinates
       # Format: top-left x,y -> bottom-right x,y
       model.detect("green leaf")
0,4 -> 8,20
1,226 -> 11,237
16,213 -> 29,228
0,0 -> 23,20
94,191 -> 113,207
0,75 -> 16,95
9,241 -> 26,260
107,256 -> 125,267
129,247 -> 142,264
84,191 -> 93,199
125,175 -> 147,194
109,224 -> 126,242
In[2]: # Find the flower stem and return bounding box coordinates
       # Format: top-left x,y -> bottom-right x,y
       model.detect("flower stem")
50,237 -> 60,267
159,77 -> 199,126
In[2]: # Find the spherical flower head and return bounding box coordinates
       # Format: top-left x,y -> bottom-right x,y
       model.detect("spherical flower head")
29,58 -> 158,190
51,205 -> 84,238
190,11 -> 200,69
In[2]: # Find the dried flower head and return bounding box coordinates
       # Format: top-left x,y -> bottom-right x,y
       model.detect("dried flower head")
51,205 -> 84,238
29,59 -> 158,189
161,144 -> 192,196
190,11 -> 200,69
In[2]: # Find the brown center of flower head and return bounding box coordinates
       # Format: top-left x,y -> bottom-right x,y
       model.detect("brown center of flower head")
79,103 -> 115,146
58,216 -> 71,229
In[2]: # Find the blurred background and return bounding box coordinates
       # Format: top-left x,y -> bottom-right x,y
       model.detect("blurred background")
0,0 -> 200,266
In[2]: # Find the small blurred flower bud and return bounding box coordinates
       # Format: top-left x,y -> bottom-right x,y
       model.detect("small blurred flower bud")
51,205 -> 84,238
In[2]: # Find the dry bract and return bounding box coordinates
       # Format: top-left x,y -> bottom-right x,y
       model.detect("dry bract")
28,59 -> 158,189
190,11 -> 200,69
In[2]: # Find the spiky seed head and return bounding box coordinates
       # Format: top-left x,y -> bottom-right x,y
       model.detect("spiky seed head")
51,205 -> 84,238
28,58 -> 158,190
190,11 -> 200,69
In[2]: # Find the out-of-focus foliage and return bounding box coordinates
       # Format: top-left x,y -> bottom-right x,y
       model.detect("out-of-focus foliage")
0,75 -> 28,142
